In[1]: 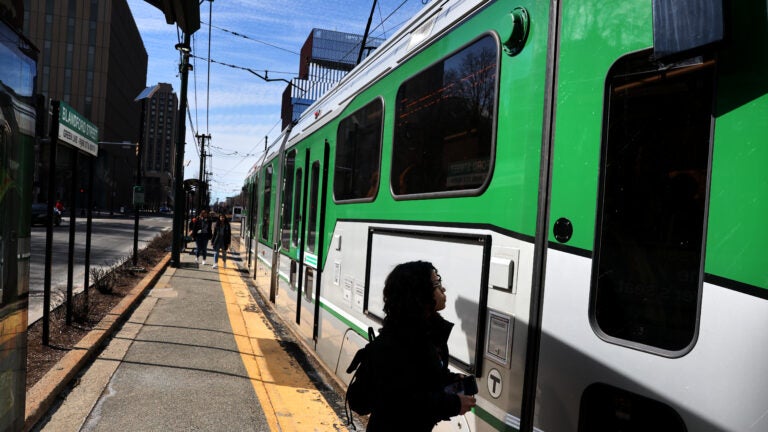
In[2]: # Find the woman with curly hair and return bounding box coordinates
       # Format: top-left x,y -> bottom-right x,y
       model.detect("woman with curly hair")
366,260 -> 476,431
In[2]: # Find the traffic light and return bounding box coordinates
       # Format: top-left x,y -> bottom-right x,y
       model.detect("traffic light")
144,0 -> 200,34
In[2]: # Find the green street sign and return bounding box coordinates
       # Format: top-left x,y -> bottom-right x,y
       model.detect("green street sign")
58,101 -> 99,156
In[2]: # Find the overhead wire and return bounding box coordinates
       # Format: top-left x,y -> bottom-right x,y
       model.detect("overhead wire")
218,118 -> 282,179
191,33 -> 199,135
196,1 -> 418,199
377,0 -> 388,39
297,0 -> 413,99
201,20 -> 300,55
189,54 -> 296,78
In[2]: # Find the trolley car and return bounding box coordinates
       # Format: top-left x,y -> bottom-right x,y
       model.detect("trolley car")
242,1 -> 768,430
0,16 -> 38,432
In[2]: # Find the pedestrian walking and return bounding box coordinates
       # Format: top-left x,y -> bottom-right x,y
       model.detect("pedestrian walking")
189,209 -> 212,265
211,214 -> 231,269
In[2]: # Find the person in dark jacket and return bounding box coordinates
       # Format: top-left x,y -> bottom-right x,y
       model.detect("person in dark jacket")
366,260 -> 476,431
188,209 -> 212,265
211,214 -> 231,269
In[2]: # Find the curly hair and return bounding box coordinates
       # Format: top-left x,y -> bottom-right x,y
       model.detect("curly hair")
382,261 -> 437,327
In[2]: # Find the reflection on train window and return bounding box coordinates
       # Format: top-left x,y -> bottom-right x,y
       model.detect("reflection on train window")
281,150 -> 296,249
579,383 -> 687,432
261,165 -> 273,242
292,168 -> 302,247
392,34 -> 498,197
334,98 -> 383,201
593,53 -> 714,352
0,121 -> 7,304
307,161 -> 320,252
250,176 -> 259,240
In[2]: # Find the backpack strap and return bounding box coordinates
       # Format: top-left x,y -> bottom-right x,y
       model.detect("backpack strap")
346,327 -> 376,374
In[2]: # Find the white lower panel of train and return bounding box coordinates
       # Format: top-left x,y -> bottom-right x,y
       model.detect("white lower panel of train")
538,250 -> 768,432
249,222 -> 768,431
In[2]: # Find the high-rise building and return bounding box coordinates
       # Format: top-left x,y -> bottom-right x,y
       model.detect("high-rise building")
23,0 -> 148,211
282,29 -> 384,129
142,82 -> 178,209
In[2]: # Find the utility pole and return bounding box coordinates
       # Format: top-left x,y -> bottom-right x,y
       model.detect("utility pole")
171,34 -> 193,268
196,133 -> 210,210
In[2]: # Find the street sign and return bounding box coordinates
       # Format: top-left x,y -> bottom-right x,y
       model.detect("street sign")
57,101 -> 98,156
133,185 -> 145,206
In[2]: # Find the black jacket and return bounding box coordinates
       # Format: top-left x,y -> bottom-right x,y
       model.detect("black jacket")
212,221 -> 231,249
366,314 -> 461,431
190,216 -> 212,240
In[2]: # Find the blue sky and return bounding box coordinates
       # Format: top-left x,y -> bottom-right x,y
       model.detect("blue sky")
126,0 -> 427,203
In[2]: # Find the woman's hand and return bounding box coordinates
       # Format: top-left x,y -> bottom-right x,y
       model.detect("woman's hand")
457,394 -> 476,415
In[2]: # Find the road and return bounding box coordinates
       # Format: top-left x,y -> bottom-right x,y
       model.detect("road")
28,214 -> 173,325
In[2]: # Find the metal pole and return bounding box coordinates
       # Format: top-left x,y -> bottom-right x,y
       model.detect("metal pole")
84,157 -> 94,312
270,125 -> 293,303
66,148 -> 78,324
197,133 -> 207,210
133,99 -> 146,266
43,101 -> 59,345
172,33 -> 192,267
357,0 -> 378,65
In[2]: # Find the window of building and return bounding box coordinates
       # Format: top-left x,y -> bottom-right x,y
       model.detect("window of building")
591,53 -> 714,353
334,98 -> 383,202
392,34 -> 498,198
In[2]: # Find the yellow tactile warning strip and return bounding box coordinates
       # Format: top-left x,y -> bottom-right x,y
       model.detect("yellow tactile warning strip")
216,266 -> 343,431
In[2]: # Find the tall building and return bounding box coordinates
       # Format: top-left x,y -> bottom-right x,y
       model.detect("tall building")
142,82 -> 178,209
282,29 -> 384,129
23,0 -> 148,211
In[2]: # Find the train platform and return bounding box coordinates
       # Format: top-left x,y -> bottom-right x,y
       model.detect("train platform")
26,246 -> 354,431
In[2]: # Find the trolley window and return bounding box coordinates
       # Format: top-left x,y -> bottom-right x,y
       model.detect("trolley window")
392,34 -> 498,197
292,168 -> 302,247
334,98 -> 383,202
281,150 -> 296,250
592,53 -> 714,353
261,165 -> 273,242
307,161 -> 320,252
249,176 -> 259,240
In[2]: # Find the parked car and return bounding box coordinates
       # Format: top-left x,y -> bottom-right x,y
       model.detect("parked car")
31,203 -> 62,226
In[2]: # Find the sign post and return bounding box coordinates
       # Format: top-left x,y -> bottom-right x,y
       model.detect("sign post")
52,101 -> 99,331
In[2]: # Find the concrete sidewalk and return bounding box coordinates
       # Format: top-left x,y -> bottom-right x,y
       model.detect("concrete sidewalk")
26,248 -> 351,431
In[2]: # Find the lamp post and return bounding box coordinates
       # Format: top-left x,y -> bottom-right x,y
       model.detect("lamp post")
172,37 -> 192,267
133,85 -> 162,267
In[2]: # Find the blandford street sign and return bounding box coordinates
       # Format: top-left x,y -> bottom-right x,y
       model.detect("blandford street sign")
58,101 -> 98,156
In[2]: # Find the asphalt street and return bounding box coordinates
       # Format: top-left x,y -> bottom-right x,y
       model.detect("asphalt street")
28,214 -> 173,325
